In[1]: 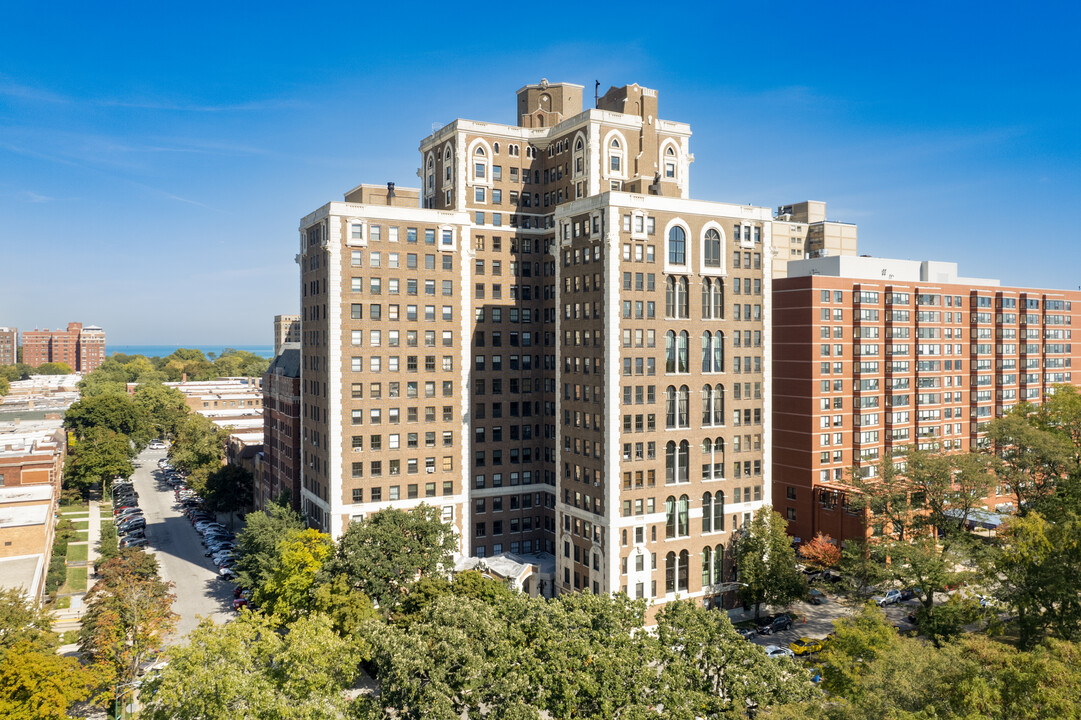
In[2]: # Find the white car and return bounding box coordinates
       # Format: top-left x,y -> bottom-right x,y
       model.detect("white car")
873,589 -> 902,606
765,645 -> 795,659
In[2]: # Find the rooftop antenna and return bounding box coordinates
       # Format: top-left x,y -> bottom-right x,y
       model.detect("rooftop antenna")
595,80 -> 600,108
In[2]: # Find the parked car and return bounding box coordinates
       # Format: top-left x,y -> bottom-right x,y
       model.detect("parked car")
757,615 -> 793,635
122,529 -> 146,540
873,589 -> 902,607
809,569 -> 843,584
118,518 -> 146,533
736,626 -> 757,640
120,536 -> 149,548
899,588 -> 922,601
808,588 -> 828,605
115,510 -> 144,522
765,645 -> 795,659
789,637 -> 824,656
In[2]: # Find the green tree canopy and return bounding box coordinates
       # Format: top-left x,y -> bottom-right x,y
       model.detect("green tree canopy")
142,612 -> 365,720
63,427 -> 136,496
78,550 -> 177,691
989,408 -> 1075,513
325,505 -> 459,611
63,393 -> 149,445
734,506 -> 808,620
33,362 -> 73,375
255,527 -> 335,623
131,382 -> 188,440
234,504 -> 304,593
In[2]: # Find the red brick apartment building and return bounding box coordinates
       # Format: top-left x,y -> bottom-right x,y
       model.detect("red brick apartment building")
21,323 -> 106,373
261,347 -> 301,512
773,255 -> 1080,545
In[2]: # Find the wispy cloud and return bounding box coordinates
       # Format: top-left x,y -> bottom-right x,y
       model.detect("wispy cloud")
0,75 -> 68,104
20,190 -> 54,203
96,98 -> 307,113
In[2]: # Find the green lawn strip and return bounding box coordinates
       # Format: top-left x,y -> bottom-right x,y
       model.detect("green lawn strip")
55,596 -> 71,609
67,544 -> 88,562
74,530 -> 89,542
71,520 -> 89,530
59,510 -> 90,518
58,567 -> 88,594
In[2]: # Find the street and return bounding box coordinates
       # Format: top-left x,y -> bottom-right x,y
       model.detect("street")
131,447 -> 235,641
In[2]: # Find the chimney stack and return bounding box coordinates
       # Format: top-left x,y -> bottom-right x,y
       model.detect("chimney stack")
387,182 -> 395,204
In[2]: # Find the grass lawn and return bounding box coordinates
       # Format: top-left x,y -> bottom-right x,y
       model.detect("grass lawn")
71,519 -> 89,530
59,502 -> 89,513
67,544 -> 88,562
60,510 -> 89,519
59,567 -> 88,594
74,530 -> 89,542
56,596 -> 71,609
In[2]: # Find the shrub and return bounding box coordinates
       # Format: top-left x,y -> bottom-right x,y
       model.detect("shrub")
45,554 -> 67,595
97,521 -> 119,567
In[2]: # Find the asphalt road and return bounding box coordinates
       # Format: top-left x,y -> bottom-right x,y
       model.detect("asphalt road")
131,447 -> 235,642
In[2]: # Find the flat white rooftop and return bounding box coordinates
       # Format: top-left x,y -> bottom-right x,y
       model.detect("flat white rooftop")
786,255 -> 999,286
0,485 -> 55,504
0,504 -> 49,529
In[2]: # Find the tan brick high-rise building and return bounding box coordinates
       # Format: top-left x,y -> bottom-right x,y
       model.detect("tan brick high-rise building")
773,255 -> 1081,544
0,327 -> 16,366
300,81 -> 774,610
20,323 -> 106,373
274,315 -> 301,356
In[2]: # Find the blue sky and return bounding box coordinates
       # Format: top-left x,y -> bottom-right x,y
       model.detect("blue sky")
1,1 -> 1079,345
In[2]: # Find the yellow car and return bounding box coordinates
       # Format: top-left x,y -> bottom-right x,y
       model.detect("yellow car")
789,637 -> 824,656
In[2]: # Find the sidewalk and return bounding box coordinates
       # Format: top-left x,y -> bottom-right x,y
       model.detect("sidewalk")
52,500 -> 103,638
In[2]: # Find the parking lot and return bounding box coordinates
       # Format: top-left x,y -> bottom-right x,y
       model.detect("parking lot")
738,588 -> 923,657
130,447 -> 235,641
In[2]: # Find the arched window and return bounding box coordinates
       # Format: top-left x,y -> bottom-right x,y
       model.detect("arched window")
701,385 -> 714,425
443,148 -> 453,183
701,279 -> 712,318
702,545 -> 712,586
678,441 -> 689,484
678,385 -> 689,427
665,441 -> 689,485
665,331 -> 677,373
665,496 -> 676,537
665,277 -> 688,319
713,386 -> 725,426
678,495 -> 689,537
704,228 -> 722,268
473,146 -> 487,180
700,331 -> 723,372
677,331 -> 689,373
714,543 -> 725,583
609,138 -> 623,174
426,155 -> 435,190
664,145 -> 677,179
575,138 -> 584,150
703,489 -> 725,531
493,142 -> 500,154
665,551 -> 676,592
668,226 -> 686,265
665,386 -> 677,428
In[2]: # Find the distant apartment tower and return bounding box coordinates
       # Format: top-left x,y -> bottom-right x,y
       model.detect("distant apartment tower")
274,314 -> 301,356
771,201 -> 859,279
299,80 -> 773,613
261,346 -> 301,512
773,255 -> 1081,544
0,327 -> 16,366
78,326 -> 106,374
20,323 -> 106,373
